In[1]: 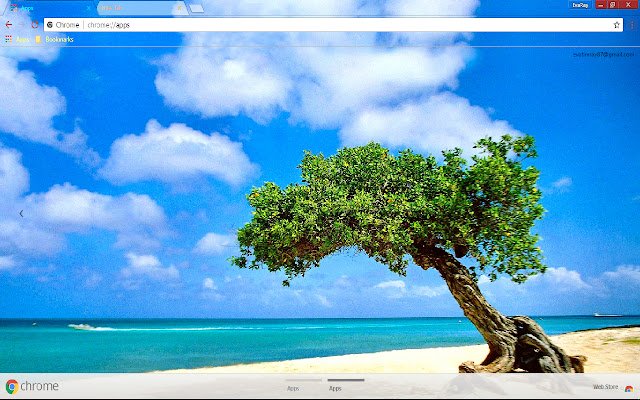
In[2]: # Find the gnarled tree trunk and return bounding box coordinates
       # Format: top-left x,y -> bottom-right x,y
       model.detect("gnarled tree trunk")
412,246 -> 586,373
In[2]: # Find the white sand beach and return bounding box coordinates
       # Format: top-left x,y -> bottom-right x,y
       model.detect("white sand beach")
160,326 -> 640,374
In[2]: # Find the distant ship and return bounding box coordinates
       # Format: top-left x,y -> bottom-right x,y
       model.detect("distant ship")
594,313 -> 623,317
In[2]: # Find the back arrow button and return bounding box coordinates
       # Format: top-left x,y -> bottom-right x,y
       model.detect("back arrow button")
5,21 -> 12,29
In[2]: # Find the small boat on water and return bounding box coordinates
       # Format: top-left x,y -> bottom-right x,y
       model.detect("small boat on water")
594,313 -> 623,317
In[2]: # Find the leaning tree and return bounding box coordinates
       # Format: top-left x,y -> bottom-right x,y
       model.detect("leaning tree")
231,135 -> 585,373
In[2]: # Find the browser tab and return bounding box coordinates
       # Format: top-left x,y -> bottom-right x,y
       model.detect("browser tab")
188,3 -> 204,14
97,1 -> 189,16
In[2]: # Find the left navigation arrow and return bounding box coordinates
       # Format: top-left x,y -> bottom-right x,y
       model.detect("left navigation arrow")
5,20 -> 12,29
19,210 -> 23,218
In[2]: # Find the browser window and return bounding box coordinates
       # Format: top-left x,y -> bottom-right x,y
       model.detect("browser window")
1,0 -> 639,398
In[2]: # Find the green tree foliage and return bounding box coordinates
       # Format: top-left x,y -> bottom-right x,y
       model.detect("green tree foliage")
232,135 -> 545,286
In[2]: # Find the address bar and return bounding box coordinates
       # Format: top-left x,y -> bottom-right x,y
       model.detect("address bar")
43,17 -> 624,33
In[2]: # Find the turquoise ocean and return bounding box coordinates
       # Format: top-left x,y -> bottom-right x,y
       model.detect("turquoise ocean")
3,316 -> 640,373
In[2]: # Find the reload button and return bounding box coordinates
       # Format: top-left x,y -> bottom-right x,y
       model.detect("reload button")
569,0 -> 593,9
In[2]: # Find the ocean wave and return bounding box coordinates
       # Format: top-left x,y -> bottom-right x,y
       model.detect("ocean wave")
68,324 -> 270,332
68,323 -> 432,332
68,324 -> 115,331
67,324 -> 334,332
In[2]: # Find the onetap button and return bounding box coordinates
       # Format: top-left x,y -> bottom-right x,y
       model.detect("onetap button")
569,1 -> 593,9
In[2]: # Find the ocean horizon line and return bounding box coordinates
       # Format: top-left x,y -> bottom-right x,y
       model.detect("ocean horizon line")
3,314 -> 639,321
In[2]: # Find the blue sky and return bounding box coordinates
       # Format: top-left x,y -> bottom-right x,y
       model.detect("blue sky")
1,0 -> 639,318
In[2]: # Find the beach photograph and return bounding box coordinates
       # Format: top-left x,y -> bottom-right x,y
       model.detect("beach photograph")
2,0 -> 640,378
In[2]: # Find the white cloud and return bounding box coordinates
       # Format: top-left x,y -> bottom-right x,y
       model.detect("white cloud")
291,46 -> 470,129
152,1 -> 509,157
100,120 -> 256,186
476,265 -> 640,315
0,12 -> 98,164
375,280 -> 406,290
334,275 -> 351,288
258,283 -> 337,310
0,145 -> 29,200
374,279 -> 447,299
0,255 -> 16,271
542,267 -> 591,290
155,47 -> 291,122
203,277 -> 217,290
154,42 -> 472,131
315,293 -> 333,308
0,58 -> 62,137
0,146 -> 167,256
552,177 -> 573,189
25,183 -> 166,233
114,233 -> 162,252
544,176 -> 574,195
0,146 -> 62,255
603,265 -> 640,285
201,277 -> 226,301
340,92 -> 523,154
194,233 -> 237,255
0,219 -> 65,256
413,284 -> 449,298
201,291 -> 225,301
70,268 -> 105,289
481,267 -> 591,294
120,253 -> 180,287
224,275 -> 243,284
0,58 -> 73,150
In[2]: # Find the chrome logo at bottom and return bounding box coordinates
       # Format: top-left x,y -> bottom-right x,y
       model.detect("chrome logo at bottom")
6,379 -> 18,395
